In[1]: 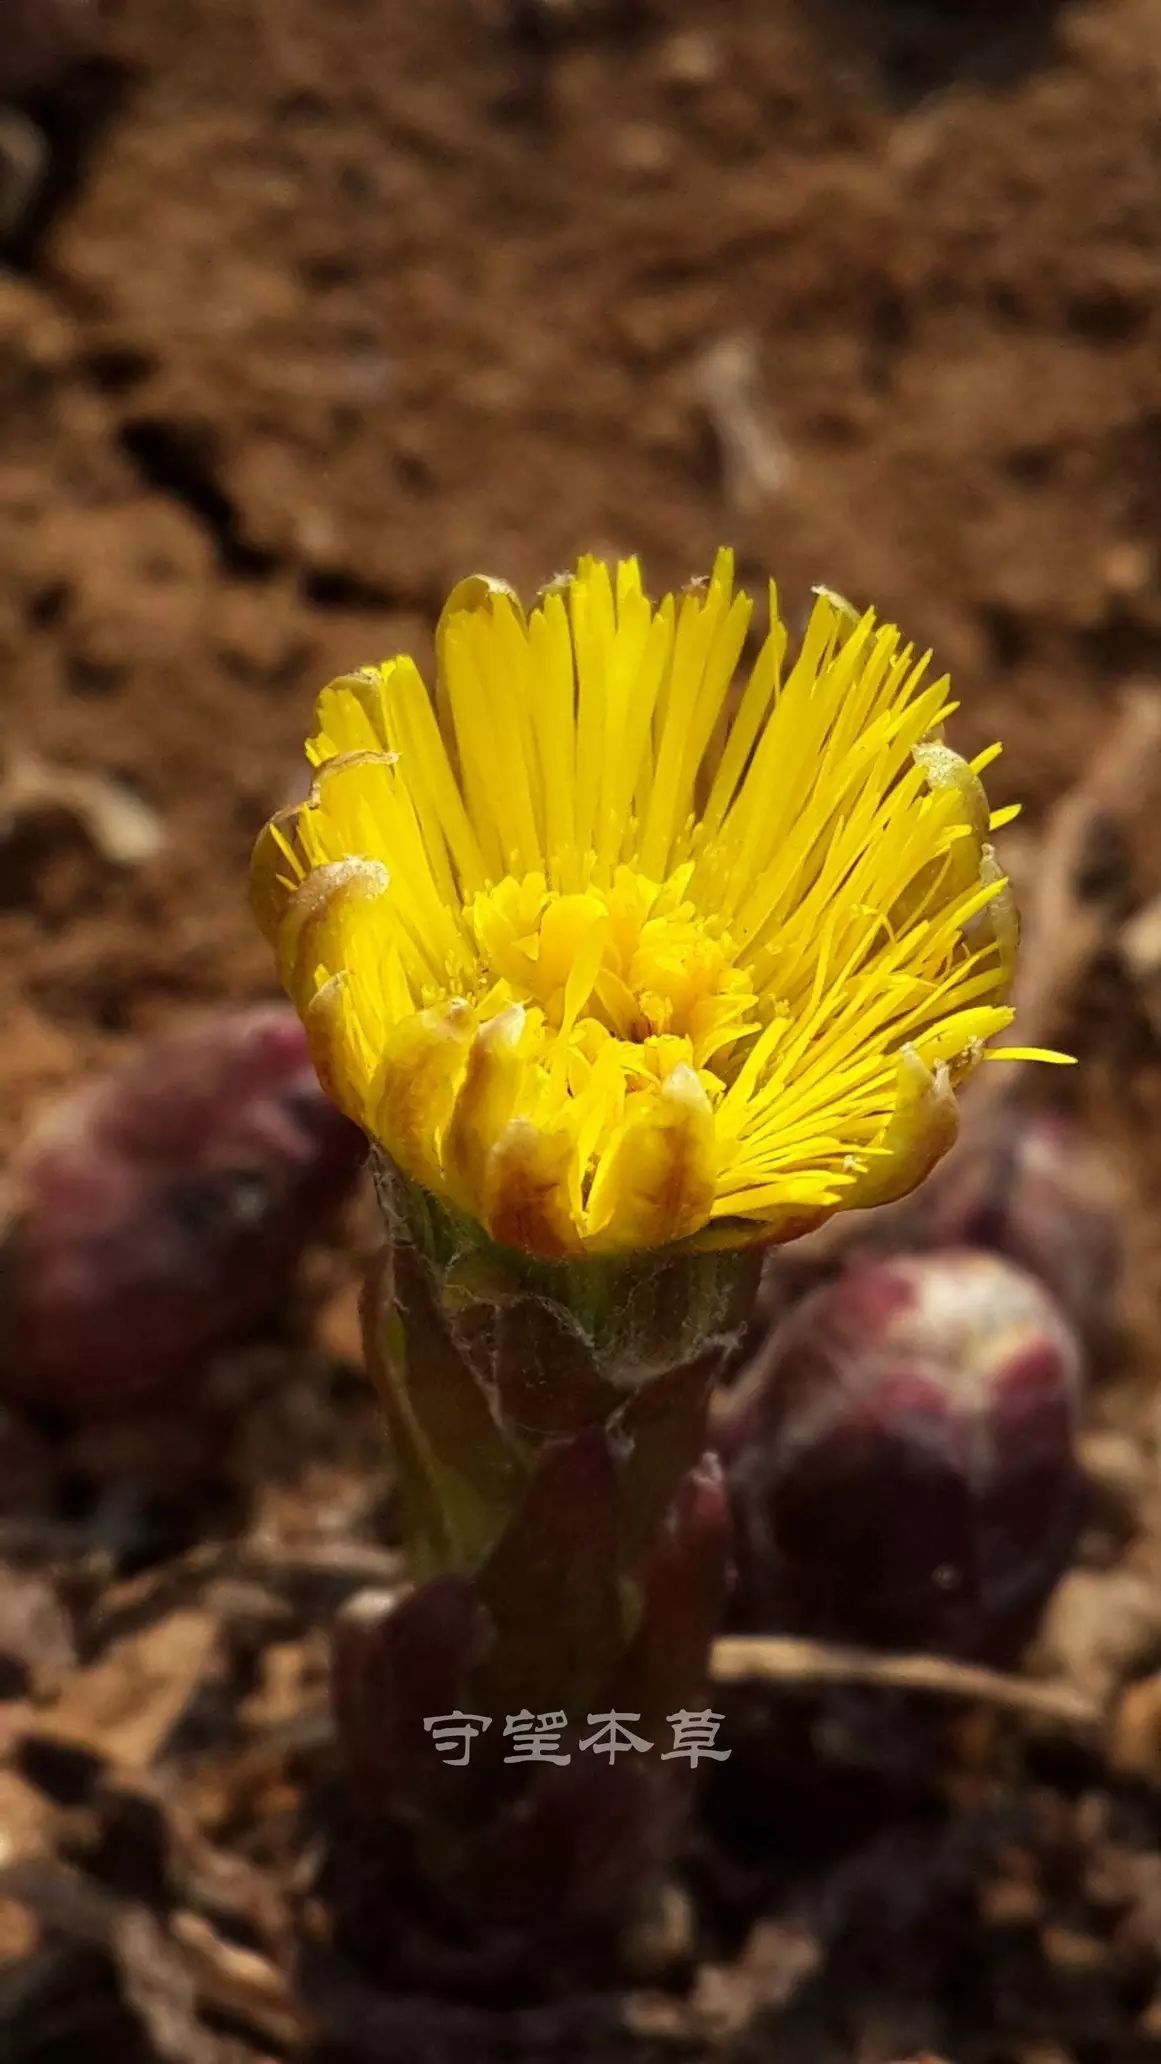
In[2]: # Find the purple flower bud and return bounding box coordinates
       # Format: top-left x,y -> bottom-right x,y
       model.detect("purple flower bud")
918,1109 -> 1121,1351
725,1250 -> 1083,1663
0,1006 -> 364,1414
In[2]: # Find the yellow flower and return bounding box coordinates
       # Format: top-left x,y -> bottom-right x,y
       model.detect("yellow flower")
253,552 -> 1067,1259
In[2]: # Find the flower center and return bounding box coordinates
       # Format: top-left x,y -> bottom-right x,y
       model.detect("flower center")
461,863 -> 760,1093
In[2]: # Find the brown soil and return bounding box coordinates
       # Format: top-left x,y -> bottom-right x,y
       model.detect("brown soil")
3,0 -> 1161,2058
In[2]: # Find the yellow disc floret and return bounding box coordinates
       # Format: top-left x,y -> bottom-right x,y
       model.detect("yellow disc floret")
252,552 -> 1067,1258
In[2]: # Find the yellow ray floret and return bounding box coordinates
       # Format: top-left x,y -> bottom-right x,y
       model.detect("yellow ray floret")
252,553 -> 1069,1258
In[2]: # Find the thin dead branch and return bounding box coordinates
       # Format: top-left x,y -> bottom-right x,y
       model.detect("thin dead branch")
977,682 -> 1161,1108
0,749 -> 164,867
711,1633 -> 1103,1737
694,332 -> 791,516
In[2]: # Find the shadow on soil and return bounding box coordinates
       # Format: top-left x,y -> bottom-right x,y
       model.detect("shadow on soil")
814,0 -> 1069,100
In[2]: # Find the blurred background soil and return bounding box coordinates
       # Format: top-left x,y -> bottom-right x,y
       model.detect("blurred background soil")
3,1 -> 1161,2059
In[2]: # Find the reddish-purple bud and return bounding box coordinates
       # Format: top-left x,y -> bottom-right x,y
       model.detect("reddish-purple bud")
917,1109 -> 1122,1352
0,1005 -> 364,1413
724,1250 -> 1083,1663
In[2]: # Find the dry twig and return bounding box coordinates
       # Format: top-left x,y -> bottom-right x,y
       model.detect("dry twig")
711,1633 -> 1103,1737
0,749 -> 164,867
694,333 -> 791,516
976,682 -> 1161,1110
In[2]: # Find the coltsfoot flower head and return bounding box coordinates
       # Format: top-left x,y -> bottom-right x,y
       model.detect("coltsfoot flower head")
253,553 -> 1064,1259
